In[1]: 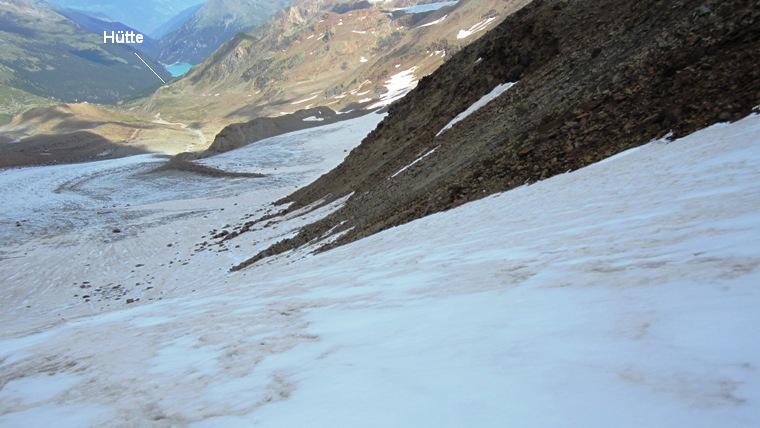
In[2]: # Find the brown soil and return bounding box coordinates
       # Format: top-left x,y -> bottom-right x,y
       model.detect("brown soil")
233,0 -> 760,270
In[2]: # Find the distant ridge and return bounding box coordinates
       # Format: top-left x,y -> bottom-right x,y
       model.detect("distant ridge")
55,7 -> 159,55
155,0 -> 293,64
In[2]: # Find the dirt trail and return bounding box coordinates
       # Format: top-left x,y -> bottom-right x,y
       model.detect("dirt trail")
152,113 -> 208,151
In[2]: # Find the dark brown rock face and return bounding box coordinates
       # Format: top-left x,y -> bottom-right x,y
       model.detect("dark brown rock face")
234,0 -> 760,270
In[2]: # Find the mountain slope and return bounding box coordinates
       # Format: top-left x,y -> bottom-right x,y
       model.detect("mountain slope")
143,0 -> 530,143
0,0 -> 170,108
54,7 -> 159,55
0,83 -> 50,126
43,0 -> 205,35
150,3 -> 203,39
235,0 -> 760,268
155,0 -> 293,64
0,101 -> 209,161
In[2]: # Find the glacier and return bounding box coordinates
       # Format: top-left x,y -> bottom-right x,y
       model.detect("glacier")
1,113 -> 759,427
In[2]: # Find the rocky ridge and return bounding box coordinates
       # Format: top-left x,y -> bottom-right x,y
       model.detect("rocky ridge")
233,0 -> 760,269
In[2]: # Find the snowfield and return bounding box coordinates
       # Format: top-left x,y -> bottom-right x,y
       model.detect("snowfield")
1,113 -> 760,427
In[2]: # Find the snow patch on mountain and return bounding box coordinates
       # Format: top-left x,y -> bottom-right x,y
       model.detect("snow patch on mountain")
418,14 -> 448,28
437,82 -> 516,136
391,146 -> 439,178
367,67 -> 419,109
457,16 -> 498,39
290,95 -> 319,105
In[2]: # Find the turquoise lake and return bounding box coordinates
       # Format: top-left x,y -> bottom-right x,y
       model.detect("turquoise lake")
164,62 -> 192,77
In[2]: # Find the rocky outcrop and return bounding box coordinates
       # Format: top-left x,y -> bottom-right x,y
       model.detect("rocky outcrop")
205,107 -> 363,155
234,0 -> 760,269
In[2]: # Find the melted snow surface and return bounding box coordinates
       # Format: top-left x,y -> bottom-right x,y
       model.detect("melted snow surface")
1,114 -> 760,427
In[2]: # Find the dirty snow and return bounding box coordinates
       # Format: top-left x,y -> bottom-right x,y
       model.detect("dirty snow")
1,114 -> 760,427
0,112 -> 386,330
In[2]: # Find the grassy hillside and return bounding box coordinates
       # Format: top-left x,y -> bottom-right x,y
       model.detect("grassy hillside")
0,83 -> 51,125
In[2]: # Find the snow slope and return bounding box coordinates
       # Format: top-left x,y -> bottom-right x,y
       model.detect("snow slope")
1,114 -> 760,426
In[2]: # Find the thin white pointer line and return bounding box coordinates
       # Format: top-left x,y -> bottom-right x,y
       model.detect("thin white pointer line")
134,52 -> 166,84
